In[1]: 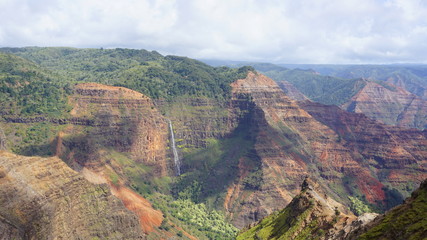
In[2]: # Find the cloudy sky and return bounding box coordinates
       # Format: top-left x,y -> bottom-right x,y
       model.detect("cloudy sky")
0,0 -> 426,64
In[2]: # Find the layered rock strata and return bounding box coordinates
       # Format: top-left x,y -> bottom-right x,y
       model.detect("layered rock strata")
225,72 -> 427,228
66,83 -> 169,176
0,151 -> 144,239
342,81 -> 427,129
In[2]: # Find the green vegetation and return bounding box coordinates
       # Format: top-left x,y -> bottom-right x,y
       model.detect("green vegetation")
103,148 -> 240,239
173,115 -> 258,208
358,181 -> 427,240
150,194 -> 238,240
261,67 -> 367,106
1,47 -> 251,101
237,198 -> 319,240
7,122 -> 65,156
0,52 -> 71,117
348,196 -> 372,216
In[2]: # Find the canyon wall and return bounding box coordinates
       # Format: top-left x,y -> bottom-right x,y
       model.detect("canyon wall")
223,72 -> 427,228
0,151 -> 144,239
342,81 -> 427,129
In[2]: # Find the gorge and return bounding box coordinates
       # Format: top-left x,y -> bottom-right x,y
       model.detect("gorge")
0,47 -> 426,239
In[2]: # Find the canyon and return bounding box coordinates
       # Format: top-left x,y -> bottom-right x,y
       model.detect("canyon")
0,48 -> 426,239
221,72 -> 427,227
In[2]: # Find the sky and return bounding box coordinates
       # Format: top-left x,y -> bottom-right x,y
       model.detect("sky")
0,0 -> 427,64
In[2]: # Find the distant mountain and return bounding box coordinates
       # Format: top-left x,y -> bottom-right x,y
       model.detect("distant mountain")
280,64 -> 427,100
342,81 -> 427,129
204,60 -> 427,129
261,67 -> 366,106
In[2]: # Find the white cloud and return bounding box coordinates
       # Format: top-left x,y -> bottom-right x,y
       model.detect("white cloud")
0,0 -> 426,63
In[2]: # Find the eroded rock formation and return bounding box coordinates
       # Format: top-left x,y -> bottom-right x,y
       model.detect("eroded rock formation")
342,81 -> 427,129
0,151 -> 144,240
237,177 -> 357,240
224,72 -> 427,228
64,83 -> 169,176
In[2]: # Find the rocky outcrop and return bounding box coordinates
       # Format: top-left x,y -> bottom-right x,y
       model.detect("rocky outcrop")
342,81 -> 427,129
237,177 -> 427,240
237,177 -> 356,240
0,151 -> 144,239
0,83 -> 178,238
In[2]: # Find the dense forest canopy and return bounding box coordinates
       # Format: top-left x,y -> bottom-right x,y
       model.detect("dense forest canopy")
1,47 -> 252,101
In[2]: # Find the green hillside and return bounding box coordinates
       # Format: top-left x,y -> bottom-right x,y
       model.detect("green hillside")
1,47 -> 251,101
0,52 -> 71,117
357,179 -> 427,240
281,64 -> 427,99
260,66 -> 366,106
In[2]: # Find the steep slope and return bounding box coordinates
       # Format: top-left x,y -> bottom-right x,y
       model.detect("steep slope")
64,82 -> 169,176
237,177 -> 427,240
275,80 -> 308,101
0,151 -> 144,239
342,81 -> 427,129
300,101 -> 427,188
220,72 -> 427,228
1,82 -> 177,237
244,64 -> 367,105
281,64 -> 427,100
237,177 -> 356,240
351,178 -> 427,240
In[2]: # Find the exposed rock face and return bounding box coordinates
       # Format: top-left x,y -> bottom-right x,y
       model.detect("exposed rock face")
1,83 -> 175,238
276,80 -> 308,101
65,83 -> 169,176
238,177 -> 427,240
237,177 -> 356,240
300,101 -> 427,185
0,151 -> 144,239
225,72 -> 427,228
155,96 -> 241,150
342,81 -> 427,129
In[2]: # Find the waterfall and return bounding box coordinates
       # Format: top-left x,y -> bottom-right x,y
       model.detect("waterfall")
168,119 -> 181,176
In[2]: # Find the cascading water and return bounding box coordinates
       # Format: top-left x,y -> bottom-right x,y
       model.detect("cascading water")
168,119 -> 181,176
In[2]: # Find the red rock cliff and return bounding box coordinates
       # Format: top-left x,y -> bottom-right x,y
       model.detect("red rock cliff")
342,81 -> 427,129
225,72 -> 427,228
